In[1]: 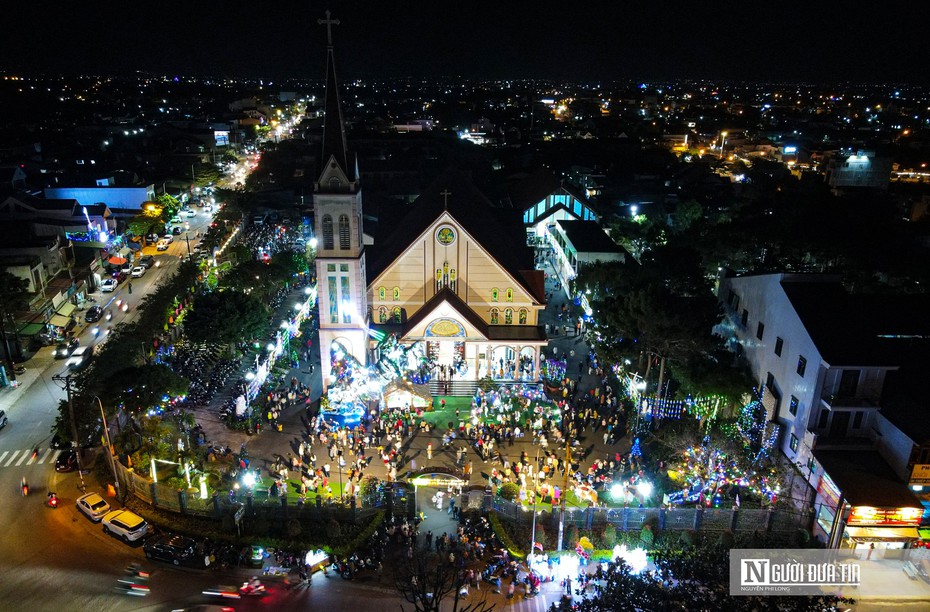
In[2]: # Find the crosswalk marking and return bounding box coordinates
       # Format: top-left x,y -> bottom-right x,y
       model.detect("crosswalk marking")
0,448 -> 66,468
0,452 -> 8,465
38,449 -> 54,464
4,451 -> 18,467
16,451 -> 29,466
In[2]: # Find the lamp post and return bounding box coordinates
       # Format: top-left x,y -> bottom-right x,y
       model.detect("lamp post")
94,396 -> 120,500
719,131 -> 728,158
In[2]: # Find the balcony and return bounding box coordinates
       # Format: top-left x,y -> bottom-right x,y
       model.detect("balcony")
819,391 -> 881,411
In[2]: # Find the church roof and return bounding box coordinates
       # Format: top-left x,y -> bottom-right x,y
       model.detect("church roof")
367,168 -> 545,303
319,43 -> 353,182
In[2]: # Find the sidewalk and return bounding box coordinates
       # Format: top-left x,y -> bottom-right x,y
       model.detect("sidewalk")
0,349 -> 56,414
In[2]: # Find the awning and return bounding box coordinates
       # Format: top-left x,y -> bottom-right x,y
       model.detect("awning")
107,256 -> 127,266
56,302 -> 76,318
48,314 -> 71,328
918,528 -> 930,540
18,323 -> 44,336
844,526 -> 920,540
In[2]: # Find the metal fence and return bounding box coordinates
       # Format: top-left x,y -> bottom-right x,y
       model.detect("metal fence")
115,461 -> 387,525
492,496 -> 811,535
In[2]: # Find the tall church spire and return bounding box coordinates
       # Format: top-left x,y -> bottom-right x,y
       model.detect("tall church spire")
317,10 -> 353,184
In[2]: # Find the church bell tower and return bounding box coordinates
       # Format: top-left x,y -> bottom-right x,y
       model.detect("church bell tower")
313,11 -> 368,387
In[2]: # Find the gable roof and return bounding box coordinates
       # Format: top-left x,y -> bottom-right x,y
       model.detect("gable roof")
402,286 -> 489,340
367,167 -> 544,303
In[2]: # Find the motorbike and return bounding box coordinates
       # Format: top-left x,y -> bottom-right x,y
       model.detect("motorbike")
46,492 -> 59,508
21,478 -> 28,497
114,580 -> 150,597
239,579 -> 267,596
91,326 -> 100,337
105,310 -> 112,321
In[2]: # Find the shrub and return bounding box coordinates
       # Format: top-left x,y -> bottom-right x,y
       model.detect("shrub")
286,519 -> 303,538
603,523 -> 617,548
566,525 -> 579,548
499,482 -> 520,501
488,512 -> 526,559
681,530 -> 698,547
717,530 -> 734,549
640,525 -> 654,547
534,524 -> 548,550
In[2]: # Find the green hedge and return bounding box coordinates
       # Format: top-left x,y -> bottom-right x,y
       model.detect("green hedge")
489,511 -> 526,559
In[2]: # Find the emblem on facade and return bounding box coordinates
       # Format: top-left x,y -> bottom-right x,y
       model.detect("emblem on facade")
436,225 -> 456,246
426,318 -> 465,337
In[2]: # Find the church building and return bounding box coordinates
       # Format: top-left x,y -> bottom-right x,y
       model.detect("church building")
314,25 -> 547,393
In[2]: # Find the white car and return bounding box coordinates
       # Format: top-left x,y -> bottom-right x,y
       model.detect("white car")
102,509 -> 149,542
170,215 -> 182,224
66,345 -> 94,369
100,278 -> 118,292
184,208 -> 196,217
161,234 -> 174,244
76,492 -> 111,522
156,240 -> 170,251
131,266 -> 146,278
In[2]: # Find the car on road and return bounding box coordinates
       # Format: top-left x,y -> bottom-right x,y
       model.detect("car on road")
54,338 -> 80,359
100,278 -> 118,292
170,215 -> 182,224
113,271 -> 128,283
138,255 -> 155,268
66,345 -> 94,370
85,306 -> 103,322
143,533 -> 197,565
120,262 -> 133,274
102,509 -> 149,542
183,208 -> 196,217
131,266 -> 146,278
76,492 -> 110,522
172,226 -> 183,235
55,449 -> 78,472
0,410 -> 7,430
156,239 -> 170,251
161,234 -> 174,244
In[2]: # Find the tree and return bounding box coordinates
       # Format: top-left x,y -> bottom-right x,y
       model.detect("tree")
127,202 -> 165,243
184,291 -> 269,347
220,260 -> 289,301
0,272 -> 31,380
153,193 -> 181,221
105,364 -> 190,413
394,549 -> 494,612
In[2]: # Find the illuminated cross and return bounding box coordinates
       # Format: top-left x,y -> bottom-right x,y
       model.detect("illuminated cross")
440,189 -> 452,210
318,10 -> 340,47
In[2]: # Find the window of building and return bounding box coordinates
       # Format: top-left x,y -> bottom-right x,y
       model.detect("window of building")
797,355 -> 807,377
340,277 -> 351,323
491,288 -> 499,302
322,215 -> 334,250
378,287 -> 386,301
774,337 -> 784,357
741,309 -> 749,327
789,434 -> 799,453
378,306 -> 387,323
339,264 -> 348,272
490,308 -> 499,325
807,456 -> 816,474
519,309 -> 527,324
504,308 -> 513,324
853,411 -> 864,429
392,287 -> 400,301
326,264 -> 336,272
328,276 -> 338,324
392,307 -> 402,323
727,290 -> 740,311
818,410 -> 829,429
756,321 -> 765,341
505,288 -> 513,302
338,214 -> 350,250
789,395 -> 799,417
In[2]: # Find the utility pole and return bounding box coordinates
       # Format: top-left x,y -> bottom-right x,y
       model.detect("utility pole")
53,374 -> 86,491
95,396 -> 120,501
185,233 -> 193,262
556,436 -> 573,551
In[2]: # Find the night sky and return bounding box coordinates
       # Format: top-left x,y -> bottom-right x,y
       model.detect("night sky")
6,0 -> 929,83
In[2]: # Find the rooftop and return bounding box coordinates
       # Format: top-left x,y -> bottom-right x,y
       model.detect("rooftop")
813,449 -> 922,508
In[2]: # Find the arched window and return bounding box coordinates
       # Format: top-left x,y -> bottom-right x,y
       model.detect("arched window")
505,288 -> 514,302
519,309 -> 527,324
338,214 -> 350,250
321,215 -> 334,250
378,287 -> 386,301
392,287 -> 400,301
378,306 -> 388,323
490,308 -> 499,325
392,307 -> 402,323
491,288 -> 499,302
504,308 -> 513,325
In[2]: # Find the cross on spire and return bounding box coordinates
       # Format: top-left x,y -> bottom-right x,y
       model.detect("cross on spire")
440,189 -> 452,210
318,10 -> 340,47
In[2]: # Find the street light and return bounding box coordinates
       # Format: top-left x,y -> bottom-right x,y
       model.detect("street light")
94,396 -> 120,500
720,131 -> 728,158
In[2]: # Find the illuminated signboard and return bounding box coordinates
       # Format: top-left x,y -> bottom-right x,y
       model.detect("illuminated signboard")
783,146 -> 797,154
848,506 -> 922,527
910,464 -> 930,485
816,473 -> 841,510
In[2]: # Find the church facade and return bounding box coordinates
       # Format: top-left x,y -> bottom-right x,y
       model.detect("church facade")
313,29 -> 546,391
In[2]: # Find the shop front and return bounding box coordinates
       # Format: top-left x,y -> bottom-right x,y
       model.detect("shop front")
842,506 -> 922,551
